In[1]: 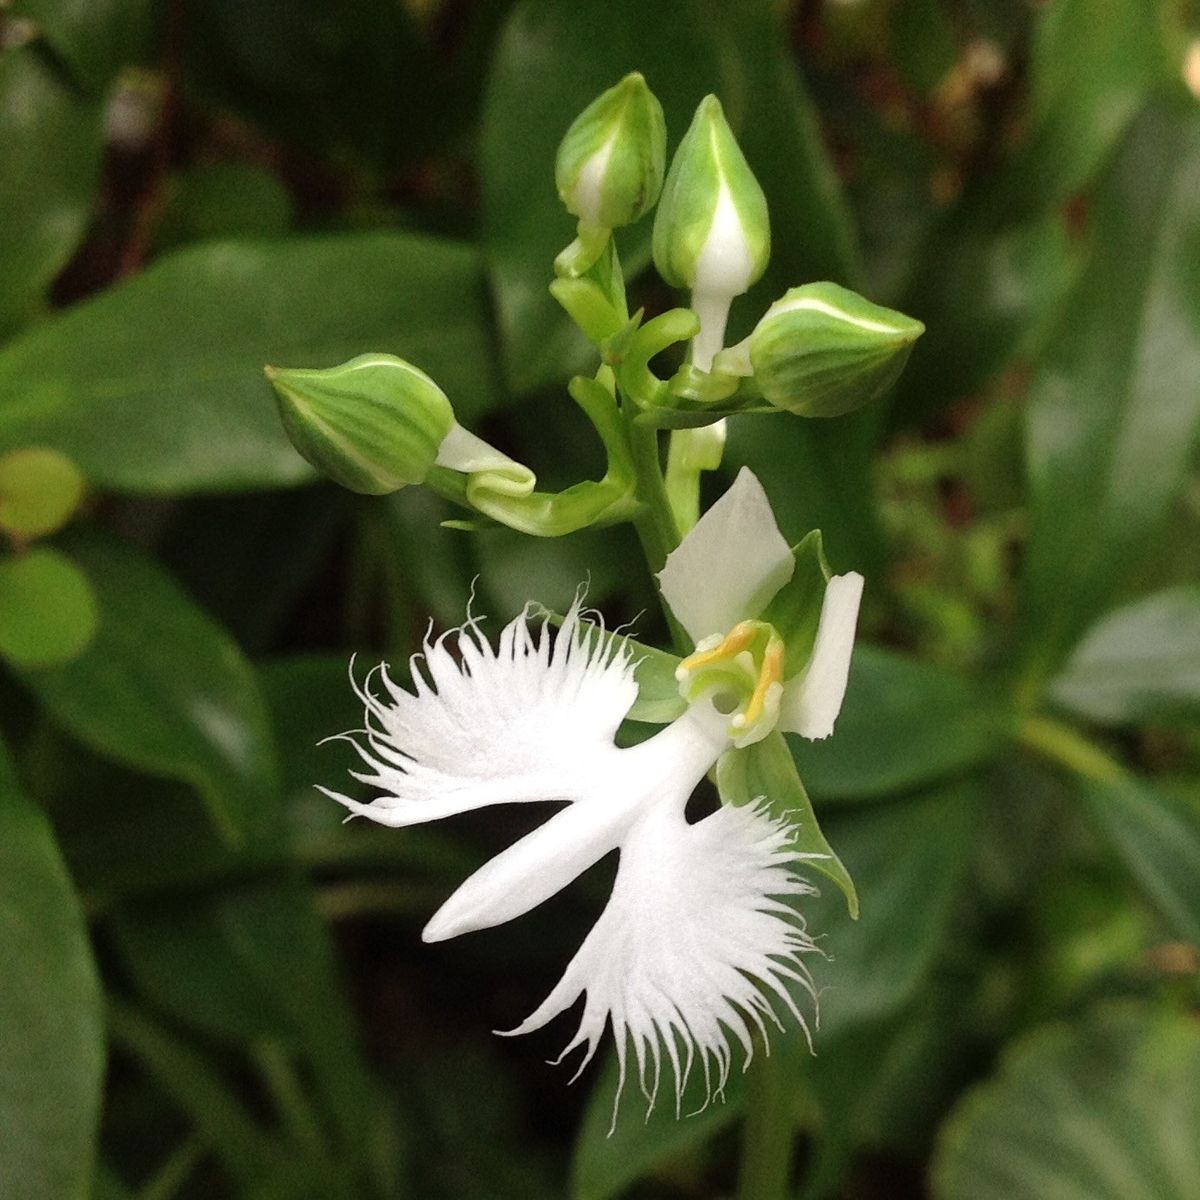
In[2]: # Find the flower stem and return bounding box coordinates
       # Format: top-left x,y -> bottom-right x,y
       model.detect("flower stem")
736,1050 -> 795,1200
1017,714 -> 1125,784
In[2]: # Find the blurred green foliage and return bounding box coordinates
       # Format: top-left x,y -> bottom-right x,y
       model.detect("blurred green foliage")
1,0 -> 1198,1197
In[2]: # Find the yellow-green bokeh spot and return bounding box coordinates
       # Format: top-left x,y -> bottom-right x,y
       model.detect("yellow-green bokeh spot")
0,547 -> 97,667
0,448 -> 85,540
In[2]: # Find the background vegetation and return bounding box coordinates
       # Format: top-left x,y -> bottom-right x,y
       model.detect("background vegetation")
1,0 -> 1199,1196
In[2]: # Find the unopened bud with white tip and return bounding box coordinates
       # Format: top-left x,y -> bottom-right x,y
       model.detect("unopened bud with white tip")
555,72 -> 666,276
652,95 -> 770,372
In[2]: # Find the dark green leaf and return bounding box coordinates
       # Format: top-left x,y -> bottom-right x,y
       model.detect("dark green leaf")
718,731 -> 858,917
0,546 -> 97,667
807,780 -> 979,1041
932,1005 -> 1200,1200
1004,0 -> 1169,223
0,737 -> 103,1200
0,233 -> 498,493
0,48 -> 103,336
11,0 -> 157,92
790,646 -> 1008,802
19,533 -> 280,845
1049,586 -> 1200,724
1079,774 -> 1200,945
110,872 -> 385,1180
1020,98 -> 1200,687
571,1053 -> 745,1200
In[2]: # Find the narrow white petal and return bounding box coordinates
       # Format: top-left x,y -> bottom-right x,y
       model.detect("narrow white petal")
422,788 -> 629,943
425,703 -> 732,944
502,794 -> 817,1124
657,467 -> 794,643
779,572 -> 864,740
331,600 -> 638,828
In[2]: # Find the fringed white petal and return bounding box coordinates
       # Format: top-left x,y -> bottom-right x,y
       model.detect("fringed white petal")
501,795 -> 818,1128
325,599 -> 638,827
657,468 -> 794,644
779,572 -> 864,740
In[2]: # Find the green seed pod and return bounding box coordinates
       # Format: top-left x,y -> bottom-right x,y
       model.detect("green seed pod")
749,282 -> 925,418
556,72 -> 666,230
651,95 -> 769,295
266,354 -> 454,495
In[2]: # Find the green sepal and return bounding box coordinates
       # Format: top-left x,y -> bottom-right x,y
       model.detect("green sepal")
760,530 -> 831,679
424,373 -> 637,538
717,732 -> 858,918
651,94 -> 769,291
616,307 -> 699,408
0,546 -> 97,667
0,448 -> 86,541
552,612 -> 686,724
555,72 -> 666,232
266,353 -> 454,494
550,239 -> 629,343
750,282 -> 924,418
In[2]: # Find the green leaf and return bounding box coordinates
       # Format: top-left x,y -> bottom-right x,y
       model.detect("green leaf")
0,737 -> 104,1200
1078,774 -> 1200,945
0,233 -> 498,493
1004,0 -> 1169,223
1048,586 -> 1200,724
18,533 -> 280,845
11,0 -> 157,92
0,546 -> 97,667
932,1005 -> 1200,1200
109,872 -> 385,1179
481,0 -> 725,394
1020,97 -> 1200,688
0,48 -> 103,336
718,730 -> 858,917
790,646 -> 1008,803
571,1053 -> 745,1200
806,780 -> 979,1040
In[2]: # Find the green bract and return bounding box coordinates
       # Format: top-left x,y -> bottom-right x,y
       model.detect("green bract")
556,72 -> 666,232
651,95 -> 769,295
266,353 -> 454,495
749,282 -> 925,418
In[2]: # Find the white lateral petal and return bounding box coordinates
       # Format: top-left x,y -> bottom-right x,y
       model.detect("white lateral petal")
779,572 -> 864,740
657,467 -> 794,643
330,600 -> 638,828
502,794 -> 817,1125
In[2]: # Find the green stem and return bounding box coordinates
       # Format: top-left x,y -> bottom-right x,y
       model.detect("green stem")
1018,714 -> 1126,784
736,1050 -> 795,1200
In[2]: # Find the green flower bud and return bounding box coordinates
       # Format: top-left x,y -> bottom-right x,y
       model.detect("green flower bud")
651,96 -> 770,370
556,72 -> 666,231
266,354 -> 455,495
749,282 -> 925,418
652,96 -> 770,293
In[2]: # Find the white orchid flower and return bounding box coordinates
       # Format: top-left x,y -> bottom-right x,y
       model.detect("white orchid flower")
324,468 -> 863,1121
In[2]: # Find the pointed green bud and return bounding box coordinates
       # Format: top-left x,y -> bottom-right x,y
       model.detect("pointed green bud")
556,72 -> 666,232
652,96 -> 770,370
749,282 -> 925,418
267,354 -> 455,495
